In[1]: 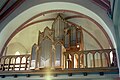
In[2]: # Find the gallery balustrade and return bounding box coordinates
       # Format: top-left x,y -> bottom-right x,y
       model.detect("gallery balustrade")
64,49 -> 117,69
0,49 -> 117,73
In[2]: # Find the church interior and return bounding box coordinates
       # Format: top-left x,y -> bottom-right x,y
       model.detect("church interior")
0,0 -> 120,80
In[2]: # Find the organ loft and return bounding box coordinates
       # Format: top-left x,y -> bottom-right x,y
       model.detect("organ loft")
30,14 -> 84,69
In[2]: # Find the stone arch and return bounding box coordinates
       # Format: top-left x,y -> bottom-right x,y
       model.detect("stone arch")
0,2 -> 116,56
0,2 -> 118,71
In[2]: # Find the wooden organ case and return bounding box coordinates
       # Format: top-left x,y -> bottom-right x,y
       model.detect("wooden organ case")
30,14 -> 84,70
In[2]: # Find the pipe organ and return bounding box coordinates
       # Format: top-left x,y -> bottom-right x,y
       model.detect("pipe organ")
30,14 -> 84,69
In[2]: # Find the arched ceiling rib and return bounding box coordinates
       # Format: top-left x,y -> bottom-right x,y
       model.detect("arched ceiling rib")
10,18 -> 104,49
0,2 -> 116,56
6,11 -> 111,53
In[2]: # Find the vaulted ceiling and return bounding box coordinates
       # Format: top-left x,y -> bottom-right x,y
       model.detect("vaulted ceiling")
7,12 -> 110,54
0,0 -> 116,55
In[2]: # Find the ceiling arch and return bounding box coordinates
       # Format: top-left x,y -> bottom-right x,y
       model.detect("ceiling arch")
0,2 -> 116,55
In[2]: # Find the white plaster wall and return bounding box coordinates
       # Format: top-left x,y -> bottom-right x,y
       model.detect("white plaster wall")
0,1 -> 116,55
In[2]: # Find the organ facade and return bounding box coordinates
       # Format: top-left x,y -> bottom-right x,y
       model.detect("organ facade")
30,14 -> 84,69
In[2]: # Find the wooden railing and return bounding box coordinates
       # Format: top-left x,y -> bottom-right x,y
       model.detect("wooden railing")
63,49 -> 117,69
0,49 -> 117,72
0,55 -> 30,71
